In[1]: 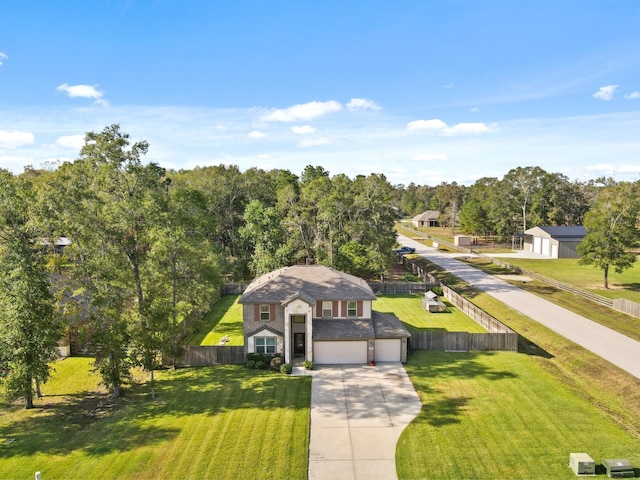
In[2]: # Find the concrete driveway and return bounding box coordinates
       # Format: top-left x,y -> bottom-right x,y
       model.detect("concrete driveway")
296,363 -> 422,480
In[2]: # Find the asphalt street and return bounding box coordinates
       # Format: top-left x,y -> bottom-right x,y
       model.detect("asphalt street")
397,234 -> 640,380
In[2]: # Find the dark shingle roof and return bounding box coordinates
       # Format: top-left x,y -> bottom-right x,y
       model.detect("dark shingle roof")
372,311 -> 411,338
239,265 -> 376,304
525,225 -> 586,238
312,319 -> 375,340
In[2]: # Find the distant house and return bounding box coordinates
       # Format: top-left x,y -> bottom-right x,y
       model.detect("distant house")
239,265 -> 410,365
412,210 -> 440,228
523,226 -> 586,258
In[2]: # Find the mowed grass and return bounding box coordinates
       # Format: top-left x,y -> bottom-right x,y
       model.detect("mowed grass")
374,294 -> 487,333
0,358 -> 310,480
187,295 -> 244,346
397,350 -> 640,480
498,257 -> 640,303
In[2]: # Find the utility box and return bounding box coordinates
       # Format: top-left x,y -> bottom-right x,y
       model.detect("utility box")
569,453 -> 595,475
602,458 -> 634,478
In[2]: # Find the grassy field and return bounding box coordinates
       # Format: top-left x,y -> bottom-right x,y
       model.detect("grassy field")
499,257 -> 640,302
0,358 -> 310,480
187,295 -> 244,346
374,294 -> 487,333
397,350 -> 640,479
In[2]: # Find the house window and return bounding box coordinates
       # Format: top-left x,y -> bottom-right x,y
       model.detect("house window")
322,301 -> 332,318
347,301 -> 357,317
260,304 -> 270,321
292,315 -> 305,323
255,337 -> 276,354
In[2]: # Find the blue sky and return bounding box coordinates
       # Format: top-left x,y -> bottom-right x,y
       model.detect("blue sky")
2,1 -> 640,186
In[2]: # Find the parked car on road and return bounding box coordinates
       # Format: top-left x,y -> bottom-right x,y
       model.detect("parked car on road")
393,246 -> 416,254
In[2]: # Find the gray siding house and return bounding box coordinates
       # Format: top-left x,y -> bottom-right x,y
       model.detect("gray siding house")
523,226 -> 586,258
239,265 -> 410,365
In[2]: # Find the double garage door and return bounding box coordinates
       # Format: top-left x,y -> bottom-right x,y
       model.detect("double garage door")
313,339 -> 401,364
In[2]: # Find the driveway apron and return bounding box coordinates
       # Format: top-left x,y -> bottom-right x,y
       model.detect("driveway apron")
300,363 -> 422,480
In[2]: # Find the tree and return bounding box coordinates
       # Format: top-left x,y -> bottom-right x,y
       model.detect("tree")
578,182 -> 640,289
0,170 -> 61,409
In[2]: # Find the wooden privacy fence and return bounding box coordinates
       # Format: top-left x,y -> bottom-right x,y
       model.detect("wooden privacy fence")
370,282 -> 439,294
410,331 -> 518,352
442,285 -> 516,335
613,298 -> 640,319
177,346 -> 245,367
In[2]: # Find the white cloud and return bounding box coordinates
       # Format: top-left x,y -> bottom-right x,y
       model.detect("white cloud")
56,83 -> 109,106
249,130 -> 267,138
291,125 -> 316,134
54,134 -> 85,150
412,153 -> 449,162
347,98 -> 381,111
624,91 -> 640,100
406,119 -> 447,131
261,100 -> 342,122
618,164 -> 640,173
593,85 -> 618,101
443,122 -> 498,136
298,137 -> 331,148
407,118 -> 496,136
0,130 -> 35,148
443,83 -> 453,89
0,52 -> 7,66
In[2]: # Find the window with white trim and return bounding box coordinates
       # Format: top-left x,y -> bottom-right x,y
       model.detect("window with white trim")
322,301 -> 332,318
259,304 -> 270,321
255,336 -> 276,354
347,301 -> 357,317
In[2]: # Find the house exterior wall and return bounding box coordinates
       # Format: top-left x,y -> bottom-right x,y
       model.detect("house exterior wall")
242,303 -> 285,334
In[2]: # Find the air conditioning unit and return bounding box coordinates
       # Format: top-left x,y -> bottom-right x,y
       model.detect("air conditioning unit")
569,453 -> 595,475
602,458 -> 634,478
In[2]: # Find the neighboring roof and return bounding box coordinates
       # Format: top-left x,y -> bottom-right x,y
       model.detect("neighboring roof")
524,225 -> 586,239
239,265 -> 376,304
412,210 -> 440,222
312,319 -> 375,340
372,312 -> 411,338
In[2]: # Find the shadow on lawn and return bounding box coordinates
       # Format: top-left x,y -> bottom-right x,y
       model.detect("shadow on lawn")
0,390 -> 179,459
406,350 -> 517,427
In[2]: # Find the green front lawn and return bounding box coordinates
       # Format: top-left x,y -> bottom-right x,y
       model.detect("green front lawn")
0,358 -> 310,480
374,294 -> 487,333
397,350 -> 640,479
187,295 -> 244,346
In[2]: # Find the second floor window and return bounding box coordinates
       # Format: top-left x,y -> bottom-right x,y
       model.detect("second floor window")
260,304 -> 270,321
322,301 -> 332,318
347,301 -> 357,317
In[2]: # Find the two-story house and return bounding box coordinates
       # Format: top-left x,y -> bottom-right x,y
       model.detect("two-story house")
239,265 -> 410,364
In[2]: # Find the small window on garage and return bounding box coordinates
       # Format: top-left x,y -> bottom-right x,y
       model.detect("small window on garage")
322,301 -> 332,318
347,301 -> 357,317
259,304 -> 270,321
255,337 -> 276,354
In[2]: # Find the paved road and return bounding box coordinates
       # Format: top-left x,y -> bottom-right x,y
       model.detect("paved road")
297,363 -> 422,480
397,234 -> 640,380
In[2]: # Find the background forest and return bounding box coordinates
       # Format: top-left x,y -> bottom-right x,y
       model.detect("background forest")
1,124 -> 639,405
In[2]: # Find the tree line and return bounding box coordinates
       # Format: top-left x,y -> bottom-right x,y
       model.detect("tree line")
0,125 -> 397,406
1,124 -> 638,407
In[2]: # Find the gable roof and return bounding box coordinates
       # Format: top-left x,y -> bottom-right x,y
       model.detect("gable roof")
239,265 -> 376,304
372,312 -> 411,338
525,225 -> 586,239
412,210 -> 440,221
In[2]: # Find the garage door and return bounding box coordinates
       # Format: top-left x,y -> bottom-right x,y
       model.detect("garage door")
313,341 -> 367,364
375,339 -> 401,362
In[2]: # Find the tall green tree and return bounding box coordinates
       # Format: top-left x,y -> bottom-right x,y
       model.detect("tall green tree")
578,181 -> 640,289
0,170 -> 61,409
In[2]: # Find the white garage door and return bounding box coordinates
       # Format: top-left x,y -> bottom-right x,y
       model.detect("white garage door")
313,341 -> 367,364
375,339 -> 401,362
542,238 -> 551,256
